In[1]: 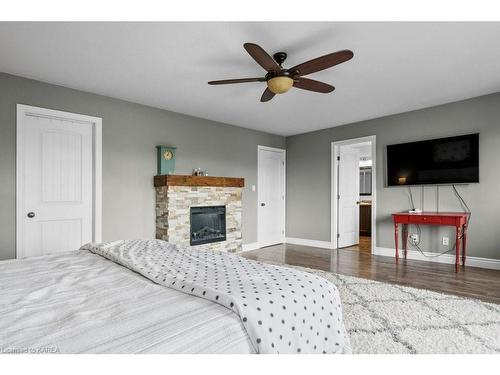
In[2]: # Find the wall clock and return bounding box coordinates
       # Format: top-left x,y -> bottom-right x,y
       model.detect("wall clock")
163,150 -> 174,160
156,146 -> 176,175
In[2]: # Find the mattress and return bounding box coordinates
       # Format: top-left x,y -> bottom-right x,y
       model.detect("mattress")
0,250 -> 255,353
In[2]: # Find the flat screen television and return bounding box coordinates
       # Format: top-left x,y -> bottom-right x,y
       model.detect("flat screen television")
386,133 -> 479,186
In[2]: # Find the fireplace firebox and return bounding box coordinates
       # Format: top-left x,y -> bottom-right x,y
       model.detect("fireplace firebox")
190,206 -> 226,246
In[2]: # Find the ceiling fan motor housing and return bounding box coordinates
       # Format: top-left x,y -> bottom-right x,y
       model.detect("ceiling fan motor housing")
273,52 -> 288,66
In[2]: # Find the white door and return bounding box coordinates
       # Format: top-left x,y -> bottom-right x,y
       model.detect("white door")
258,147 -> 285,247
17,106 -> 99,258
337,145 -> 360,248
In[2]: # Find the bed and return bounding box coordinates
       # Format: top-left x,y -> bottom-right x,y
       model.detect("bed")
0,240 -> 350,354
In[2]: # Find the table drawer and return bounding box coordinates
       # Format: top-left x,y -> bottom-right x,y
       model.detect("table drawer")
409,215 -> 442,225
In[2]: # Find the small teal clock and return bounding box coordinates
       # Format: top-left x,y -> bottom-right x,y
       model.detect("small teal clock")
156,146 -> 176,175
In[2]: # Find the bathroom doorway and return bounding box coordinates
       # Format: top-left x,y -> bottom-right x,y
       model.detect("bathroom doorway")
331,136 -> 376,253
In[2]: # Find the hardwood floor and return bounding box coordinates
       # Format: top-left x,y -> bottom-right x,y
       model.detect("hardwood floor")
344,235 -> 371,253
242,243 -> 500,304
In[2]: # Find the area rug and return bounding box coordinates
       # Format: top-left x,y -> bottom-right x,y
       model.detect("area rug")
285,264 -> 500,354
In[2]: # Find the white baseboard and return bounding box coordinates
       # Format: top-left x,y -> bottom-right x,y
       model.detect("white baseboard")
374,246 -> 500,270
242,238 -> 334,251
241,242 -> 261,252
242,238 -> 334,252
285,237 -> 333,249
241,239 -> 500,270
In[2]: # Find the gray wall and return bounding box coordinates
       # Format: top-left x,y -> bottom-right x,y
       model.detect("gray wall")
286,93 -> 500,260
0,73 -> 285,260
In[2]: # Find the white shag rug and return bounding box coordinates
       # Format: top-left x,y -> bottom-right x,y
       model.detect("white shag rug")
286,265 -> 500,354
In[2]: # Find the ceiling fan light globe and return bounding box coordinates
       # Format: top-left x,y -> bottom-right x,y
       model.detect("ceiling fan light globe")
267,76 -> 294,94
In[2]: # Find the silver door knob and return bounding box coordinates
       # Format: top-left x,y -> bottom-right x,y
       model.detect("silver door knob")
260,203 -> 266,207
27,212 -> 35,218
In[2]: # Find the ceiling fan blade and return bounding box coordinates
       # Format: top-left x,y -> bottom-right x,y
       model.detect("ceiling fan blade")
260,88 -> 275,102
293,78 -> 335,93
244,43 -> 281,72
288,50 -> 354,76
208,77 -> 265,85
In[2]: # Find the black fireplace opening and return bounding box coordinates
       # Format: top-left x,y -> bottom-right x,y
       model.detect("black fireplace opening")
190,206 -> 226,246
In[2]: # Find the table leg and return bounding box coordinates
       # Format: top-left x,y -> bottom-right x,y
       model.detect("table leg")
462,224 -> 467,266
402,224 -> 408,260
455,225 -> 461,273
394,223 -> 399,263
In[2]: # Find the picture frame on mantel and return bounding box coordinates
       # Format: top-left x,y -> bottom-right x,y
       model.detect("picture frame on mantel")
156,145 -> 176,175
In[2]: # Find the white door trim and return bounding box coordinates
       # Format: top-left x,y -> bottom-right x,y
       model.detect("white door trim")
257,145 -> 286,247
331,135 -> 376,253
16,104 -> 102,258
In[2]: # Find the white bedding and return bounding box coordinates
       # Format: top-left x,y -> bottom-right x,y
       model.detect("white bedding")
83,240 -> 351,354
0,250 -> 254,353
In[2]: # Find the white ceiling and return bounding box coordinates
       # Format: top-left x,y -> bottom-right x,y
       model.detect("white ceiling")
1,22 -> 499,136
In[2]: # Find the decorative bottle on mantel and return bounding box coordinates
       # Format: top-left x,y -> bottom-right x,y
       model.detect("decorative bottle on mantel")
192,168 -> 208,176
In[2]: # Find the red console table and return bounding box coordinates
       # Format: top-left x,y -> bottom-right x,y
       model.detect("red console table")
392,212 -> 469,272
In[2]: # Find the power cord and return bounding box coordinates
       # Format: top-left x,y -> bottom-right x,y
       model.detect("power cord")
407,187 -> 415,210
453,185 -> 472,230
409,232 -> 457,257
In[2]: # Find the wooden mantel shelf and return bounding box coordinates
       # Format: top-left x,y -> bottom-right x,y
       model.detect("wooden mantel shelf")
154,175 -> 245,188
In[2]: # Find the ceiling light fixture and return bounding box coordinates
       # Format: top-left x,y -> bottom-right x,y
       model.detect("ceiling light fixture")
266,76 -> 294,94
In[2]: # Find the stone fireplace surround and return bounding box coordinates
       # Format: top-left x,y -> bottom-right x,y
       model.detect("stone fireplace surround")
154,175 -> 244,253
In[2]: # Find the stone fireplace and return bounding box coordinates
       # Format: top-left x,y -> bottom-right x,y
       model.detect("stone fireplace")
154,175 -> 244,253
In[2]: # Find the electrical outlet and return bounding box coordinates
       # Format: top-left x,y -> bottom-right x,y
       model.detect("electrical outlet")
410,234 -> 419,243
442,237 -> 449,246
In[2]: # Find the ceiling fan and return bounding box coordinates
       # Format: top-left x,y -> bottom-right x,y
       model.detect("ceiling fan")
208,43 -> 354,102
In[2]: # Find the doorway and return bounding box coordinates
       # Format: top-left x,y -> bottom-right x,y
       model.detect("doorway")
331,136 -> 376,253
257,145 -> 286,248
16,105 -> 102,258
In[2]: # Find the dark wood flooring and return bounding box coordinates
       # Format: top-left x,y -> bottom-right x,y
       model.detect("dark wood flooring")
242,243 -> 500,304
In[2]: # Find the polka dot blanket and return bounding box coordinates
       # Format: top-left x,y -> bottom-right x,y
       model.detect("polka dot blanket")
81,239 -> 351,354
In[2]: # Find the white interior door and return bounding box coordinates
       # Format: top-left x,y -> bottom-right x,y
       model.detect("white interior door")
337,145 -> 360,248
258,147 -> 285,247
17,107 -> 97,258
